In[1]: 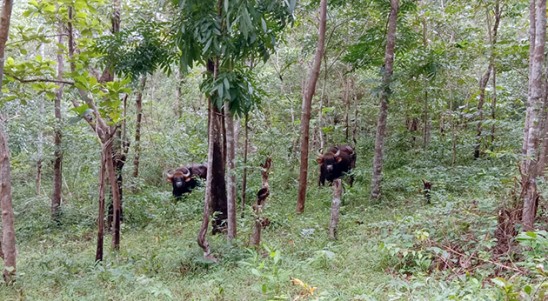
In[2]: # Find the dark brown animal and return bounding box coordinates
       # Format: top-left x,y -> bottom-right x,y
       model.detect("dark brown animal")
166,163 -> 207,199
317,145 -> 356,186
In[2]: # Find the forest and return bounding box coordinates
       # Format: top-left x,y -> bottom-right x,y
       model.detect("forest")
0,0 -> 547,300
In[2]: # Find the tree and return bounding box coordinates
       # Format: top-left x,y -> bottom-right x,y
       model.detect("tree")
52,21 -> 64,221
370,0 -> 399,201
0,0 -> 16,284
520,0 -> 546,231
474,0 -> 502,159
171,0 -> 294,254
296,0 -> 328,214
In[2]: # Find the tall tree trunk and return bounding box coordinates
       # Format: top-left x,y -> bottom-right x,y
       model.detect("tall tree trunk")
0,0 -> 15,285
198,59 -> 226,259
132,76 -> 146,178
370,0 -> 399,201
523,0 -> 537,156
241,113 -> 249,218
0,118 -> 16,284
108,0 -> 125,231
474,1 -> 500,159
52,24 -> 64,221
225,106 -> 237,240
521,0 -> 546,231
296,0 -> 328,213
95,147 -> 107,262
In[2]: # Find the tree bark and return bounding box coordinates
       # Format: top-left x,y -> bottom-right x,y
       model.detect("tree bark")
225,105 -> 237,240
132,76 -> 146,178
328,179 -> 342,240
521,0 -> 546,231
52,23 -> 64,221
0,0 -> 16,285
296,0 -> 327,213
523,0 -> 537,156
0,118 -> 16,284
241,113 -> 249,218
251,158 -> 271,247
95,147 -> 107,262
370,0 -> 399,201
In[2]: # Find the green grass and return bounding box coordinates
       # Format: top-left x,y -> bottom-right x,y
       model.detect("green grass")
0,157 -> 545,300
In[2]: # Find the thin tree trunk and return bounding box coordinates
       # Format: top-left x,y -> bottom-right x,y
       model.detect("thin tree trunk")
67,5 -> 122,250
521,0 -> 546,231
175,69 -> 183,118
52,24 -> 64,221
328,179 -> 342,240
225,106 -> 237,240
296,0 -> 328,213
95,147 -> 107,262
0,0 -> 15,285
474,1 -> 500,159
241,113 -> 249,218
490,65 -> 497,148
523,0 -> 537,156
318,54 -> 329,149
421,13 -> 430,149
36,99 -> 44,195
370,0 -> 399,201
132,76 -> 146,178
344,76 -> 351,142
474,67 -> 492,159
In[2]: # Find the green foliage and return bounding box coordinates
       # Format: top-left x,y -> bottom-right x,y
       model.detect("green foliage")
94,20 -> 178,78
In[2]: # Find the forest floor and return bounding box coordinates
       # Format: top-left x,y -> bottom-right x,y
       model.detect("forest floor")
0,161 -> 546,300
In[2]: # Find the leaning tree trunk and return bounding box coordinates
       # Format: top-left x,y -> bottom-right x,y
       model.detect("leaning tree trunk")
520,0 -> 546,231
296,0 -> 327,214
225,105 -> 237,240
132,76 -> 146,178
52,23 -> 65,221
0,0 -> 15,285
370,0 -> 399,201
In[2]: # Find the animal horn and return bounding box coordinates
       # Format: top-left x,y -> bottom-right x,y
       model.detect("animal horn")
334,148 -> 341,157
182,168 -> 191,177
166,169 -> 174,181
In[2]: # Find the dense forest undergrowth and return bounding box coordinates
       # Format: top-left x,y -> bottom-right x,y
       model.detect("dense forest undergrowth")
1,132 -> 546,300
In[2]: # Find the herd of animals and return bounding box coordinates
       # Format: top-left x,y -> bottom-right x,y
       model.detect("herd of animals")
165,145 -> 357,199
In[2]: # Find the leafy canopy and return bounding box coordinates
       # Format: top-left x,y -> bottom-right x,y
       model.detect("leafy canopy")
170,0 -> 295,116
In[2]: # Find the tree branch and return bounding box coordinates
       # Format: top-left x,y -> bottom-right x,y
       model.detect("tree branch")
7,73 -> 74,85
